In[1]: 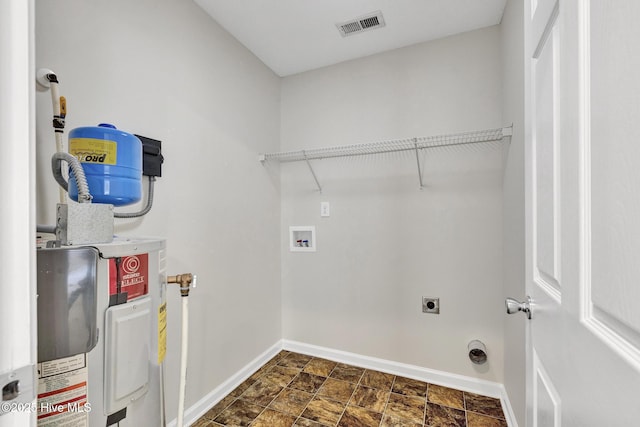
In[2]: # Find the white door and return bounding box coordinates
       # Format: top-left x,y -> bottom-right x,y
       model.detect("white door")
524,0 -> 640,425
0,0 -> 36,426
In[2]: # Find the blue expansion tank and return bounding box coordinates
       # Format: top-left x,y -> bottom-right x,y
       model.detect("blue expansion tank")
68,123 -> 142,206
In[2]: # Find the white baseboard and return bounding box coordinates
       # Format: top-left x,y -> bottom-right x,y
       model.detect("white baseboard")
282,339 -> 502,396
172,339 -> 518,427
501,392 -> 519,427
168,340 -> 282,427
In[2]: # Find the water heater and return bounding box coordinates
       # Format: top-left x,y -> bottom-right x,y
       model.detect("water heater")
36,238 -> 166,426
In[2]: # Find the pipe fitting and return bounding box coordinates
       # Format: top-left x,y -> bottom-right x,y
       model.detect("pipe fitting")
167,273 -> 193,297
468,340 -> 488,365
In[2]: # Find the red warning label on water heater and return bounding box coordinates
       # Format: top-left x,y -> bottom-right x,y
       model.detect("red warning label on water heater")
109,254 -> 149,300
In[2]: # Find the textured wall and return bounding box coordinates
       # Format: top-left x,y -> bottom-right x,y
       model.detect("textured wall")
280,26 -> 505,382
35,0 -> 281,421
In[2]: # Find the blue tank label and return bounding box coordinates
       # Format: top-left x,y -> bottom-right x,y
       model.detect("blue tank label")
70,138 -> 117,164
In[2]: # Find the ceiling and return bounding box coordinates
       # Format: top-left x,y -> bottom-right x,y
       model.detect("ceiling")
195,0 -> 507,77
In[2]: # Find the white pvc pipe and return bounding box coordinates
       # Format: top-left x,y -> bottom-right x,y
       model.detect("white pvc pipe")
56,127 -> 65,204
159,363 -> 166,427
49,80 -> 60,123
176,296 -> 189,427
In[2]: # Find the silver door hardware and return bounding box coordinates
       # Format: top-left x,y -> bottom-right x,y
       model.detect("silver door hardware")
505,296 -> 532,319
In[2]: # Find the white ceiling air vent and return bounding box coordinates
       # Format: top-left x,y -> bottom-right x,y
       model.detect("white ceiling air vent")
336,11 -> 386,37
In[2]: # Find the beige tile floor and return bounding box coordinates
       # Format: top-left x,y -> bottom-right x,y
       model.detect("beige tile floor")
192,351 -> 508,427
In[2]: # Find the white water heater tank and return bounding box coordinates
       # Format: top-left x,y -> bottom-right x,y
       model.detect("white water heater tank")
37,238 -> 166,426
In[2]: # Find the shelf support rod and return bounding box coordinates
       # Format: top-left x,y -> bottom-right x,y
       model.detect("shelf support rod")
302,150 -> 322,193
414,139 -> 424,190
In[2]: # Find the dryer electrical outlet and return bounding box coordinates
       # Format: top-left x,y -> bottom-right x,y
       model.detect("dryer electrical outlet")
422,297 -> 440,314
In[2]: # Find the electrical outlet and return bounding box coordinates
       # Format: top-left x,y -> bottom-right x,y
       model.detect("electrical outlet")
320,202 -> 330,217
422,297 -> 440,314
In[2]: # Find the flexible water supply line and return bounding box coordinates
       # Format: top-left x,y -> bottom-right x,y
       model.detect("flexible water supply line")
51,152 -> 92,203
177,296 -> 188,427
167,273 -> 195,427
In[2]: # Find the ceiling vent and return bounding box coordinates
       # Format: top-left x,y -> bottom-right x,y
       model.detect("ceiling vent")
336,11 -> 386,37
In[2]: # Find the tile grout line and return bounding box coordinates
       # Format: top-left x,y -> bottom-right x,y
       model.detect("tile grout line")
244,362 -> 277,426
244,351 -> 296,426
463,391 -> 509,425
464,392 -> 469,427
333,368 -> 364,426
198,352 -> 287,426
378,375 -> 397,427
423,382 -> 429,427
293,356 -> 337,427
207,375 -> 257,425
317,359 -> 352,426
246,366 -> 288,426
291,359 -> 320,427
283,354 -> 320,427
385,376 -> 432,427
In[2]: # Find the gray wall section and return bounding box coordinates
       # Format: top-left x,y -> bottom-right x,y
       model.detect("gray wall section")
280,26 -> 506,383
35,0 -> 282,421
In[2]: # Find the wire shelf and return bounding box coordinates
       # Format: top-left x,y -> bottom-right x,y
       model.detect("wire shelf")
259,126 -> 512,193
260,127 -> 510,163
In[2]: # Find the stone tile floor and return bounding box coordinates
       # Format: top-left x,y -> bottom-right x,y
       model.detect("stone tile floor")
191,350 -> 508,427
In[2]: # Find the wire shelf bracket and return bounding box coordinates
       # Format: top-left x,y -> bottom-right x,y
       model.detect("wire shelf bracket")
259,126 -> 512,192
302,150 -> 322,193
413,138 -> 424,190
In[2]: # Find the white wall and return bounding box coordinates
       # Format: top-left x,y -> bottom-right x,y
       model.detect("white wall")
280,27 -> 506,382
0,1 -> 37,425
35,0 -> 281,421
500,0 -> 526,424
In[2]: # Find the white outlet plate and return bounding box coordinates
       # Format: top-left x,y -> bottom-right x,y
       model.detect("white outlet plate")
320,202 -> 330,217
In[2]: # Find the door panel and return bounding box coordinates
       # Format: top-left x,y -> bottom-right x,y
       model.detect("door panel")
528,0 -> 564,425
525,0 -> 640,426
532,351 -> 560,427
588,0 -> 640,355
533,20 -> 561,295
